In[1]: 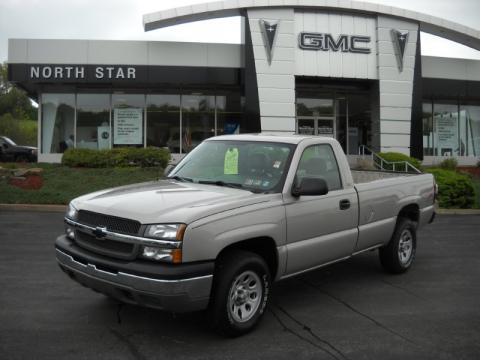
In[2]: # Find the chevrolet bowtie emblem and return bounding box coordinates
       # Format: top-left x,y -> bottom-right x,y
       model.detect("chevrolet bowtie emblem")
93,226 -> 107,239
391,29 -> 409,72
259,19 -> 279,65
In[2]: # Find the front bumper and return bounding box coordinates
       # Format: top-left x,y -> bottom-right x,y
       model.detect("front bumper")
55,235 -> 214,312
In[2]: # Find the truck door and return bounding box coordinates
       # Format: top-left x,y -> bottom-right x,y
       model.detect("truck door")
284,144 -> 358,275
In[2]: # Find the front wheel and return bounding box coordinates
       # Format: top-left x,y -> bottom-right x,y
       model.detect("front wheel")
209,250 -> 271,337
379,218 -> 417,274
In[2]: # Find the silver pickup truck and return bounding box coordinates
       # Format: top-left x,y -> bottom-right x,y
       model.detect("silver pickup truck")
56,134 -> 436,336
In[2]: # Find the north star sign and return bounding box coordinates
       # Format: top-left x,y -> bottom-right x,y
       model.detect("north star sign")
299,32 -> 371,54
29,65 -> 136,80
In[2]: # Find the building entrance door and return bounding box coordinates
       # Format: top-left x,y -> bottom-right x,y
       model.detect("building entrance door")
297,116 -> 335,137
296,89 -> 373,154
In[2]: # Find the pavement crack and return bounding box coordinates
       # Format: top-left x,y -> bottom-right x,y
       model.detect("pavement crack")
379,279 -> 428,301
273,303 -> 351,360
110,328 -> 147,360
269,307 -> 344,360
301,279 -> 419,347
116,303 -> 124,324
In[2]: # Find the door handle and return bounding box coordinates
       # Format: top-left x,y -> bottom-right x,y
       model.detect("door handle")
339,199 -> 350,210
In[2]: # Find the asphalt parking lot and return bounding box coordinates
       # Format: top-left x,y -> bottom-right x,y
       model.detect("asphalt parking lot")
0,211 -> 479,360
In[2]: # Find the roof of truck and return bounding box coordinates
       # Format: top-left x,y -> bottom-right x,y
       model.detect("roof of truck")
208,133 -> 335,145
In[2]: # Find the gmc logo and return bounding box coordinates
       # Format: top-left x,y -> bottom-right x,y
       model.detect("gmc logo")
299,32 -> 371,54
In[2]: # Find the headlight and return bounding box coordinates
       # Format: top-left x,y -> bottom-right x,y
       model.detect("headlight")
141,224 -> 186,263
141,247 -> 182,263
66,202 -> 78,220
144,224 -> 186,241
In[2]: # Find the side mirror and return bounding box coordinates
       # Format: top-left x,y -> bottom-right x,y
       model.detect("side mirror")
292,177 -> 329,197
163,164 -> 175,177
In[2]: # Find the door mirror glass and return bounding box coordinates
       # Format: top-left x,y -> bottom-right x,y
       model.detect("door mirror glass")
292,177 -> 328,197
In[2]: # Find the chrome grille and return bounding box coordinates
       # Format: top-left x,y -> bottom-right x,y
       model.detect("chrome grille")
75,231 -> 135,258
77,210 -> 141,235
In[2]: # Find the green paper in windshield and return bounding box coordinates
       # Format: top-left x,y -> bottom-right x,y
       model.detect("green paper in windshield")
224,148 -> 239,175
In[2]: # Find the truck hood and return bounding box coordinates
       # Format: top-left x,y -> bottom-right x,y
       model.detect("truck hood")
73,180 -> 273,224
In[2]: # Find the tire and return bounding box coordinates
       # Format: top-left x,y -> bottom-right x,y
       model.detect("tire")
379,218 -> 417,274
209,250 -> 271,337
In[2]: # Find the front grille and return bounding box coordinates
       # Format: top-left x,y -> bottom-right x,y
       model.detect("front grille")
75,231 -> 136,259
77,210 -> 141,235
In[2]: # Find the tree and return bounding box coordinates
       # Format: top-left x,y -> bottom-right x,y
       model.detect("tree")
0,62 -> 36,120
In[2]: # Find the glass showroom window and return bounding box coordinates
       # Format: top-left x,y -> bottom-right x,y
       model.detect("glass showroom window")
146,94 -> 180,152
460,103 -> 480,156
422,101 -> 434,156
181,94 -> 215,153
76,94 -> 111,150
112,94 -> 145,148
345,93 -> 372,155
41,93 -> 75,153
216,93 -> 243,136
433,102 -> 459,156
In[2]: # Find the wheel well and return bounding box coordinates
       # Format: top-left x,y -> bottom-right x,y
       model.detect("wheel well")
216,237 -> 278,279
398,204 -> 419,223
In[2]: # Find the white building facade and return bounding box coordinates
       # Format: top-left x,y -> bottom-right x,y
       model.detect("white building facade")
7,0 -> 480,164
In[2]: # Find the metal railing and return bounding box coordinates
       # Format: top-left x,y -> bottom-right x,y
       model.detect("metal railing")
358,145 -> 422,173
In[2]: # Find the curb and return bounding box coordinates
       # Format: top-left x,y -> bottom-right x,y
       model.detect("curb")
0,204 -> 66,212
435,208 -> 480,215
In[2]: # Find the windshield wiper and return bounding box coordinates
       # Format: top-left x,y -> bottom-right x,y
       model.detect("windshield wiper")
169,175 -> 193,182
198,180 -> 245,189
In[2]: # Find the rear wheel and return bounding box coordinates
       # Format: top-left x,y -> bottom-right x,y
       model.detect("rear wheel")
209,250 -> 271,337
379,218 -> 417,274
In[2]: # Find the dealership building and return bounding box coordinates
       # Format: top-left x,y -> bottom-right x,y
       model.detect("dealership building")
7,0 -> 480,164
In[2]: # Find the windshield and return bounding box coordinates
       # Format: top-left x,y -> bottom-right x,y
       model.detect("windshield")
2,137 -> 15,146
169,140 -> 296,193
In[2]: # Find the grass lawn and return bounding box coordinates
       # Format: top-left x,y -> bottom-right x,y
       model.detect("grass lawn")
0,163 -> 164,205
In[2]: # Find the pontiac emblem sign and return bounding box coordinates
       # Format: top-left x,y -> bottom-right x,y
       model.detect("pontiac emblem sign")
391,29 -> 409,72
259,19 -> 279,65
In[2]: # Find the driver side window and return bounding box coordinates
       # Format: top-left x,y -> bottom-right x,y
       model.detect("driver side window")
296,144 -> 342,191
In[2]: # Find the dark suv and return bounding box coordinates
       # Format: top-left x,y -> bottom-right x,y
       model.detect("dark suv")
0,136 -> 37,162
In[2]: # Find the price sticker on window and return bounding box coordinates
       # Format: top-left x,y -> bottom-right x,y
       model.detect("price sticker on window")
224,148 -> 239,175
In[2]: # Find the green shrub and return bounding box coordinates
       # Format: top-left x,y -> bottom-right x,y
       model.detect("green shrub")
427,168 -> 476,209
0,113 -> 37,146
439,157 -> 458,170
62,147 -> 170,168
377,152 -> 422,172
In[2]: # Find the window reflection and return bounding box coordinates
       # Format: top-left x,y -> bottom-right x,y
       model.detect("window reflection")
41,94 -> 75,153
77,94 -> 110,150
41,91 -> 245,155
460,104 -> 480,156
422,102 -> 434,156
216,94 -> 243,136
181,95 -> 215,153
147,95 -> 180,152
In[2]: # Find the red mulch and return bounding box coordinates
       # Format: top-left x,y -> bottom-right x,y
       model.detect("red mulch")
8,174 -> 44,190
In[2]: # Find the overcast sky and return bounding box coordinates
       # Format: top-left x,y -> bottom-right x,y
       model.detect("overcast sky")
1,0 -> 479,63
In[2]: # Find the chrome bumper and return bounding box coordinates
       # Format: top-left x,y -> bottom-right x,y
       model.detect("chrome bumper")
56,248 -> 213,312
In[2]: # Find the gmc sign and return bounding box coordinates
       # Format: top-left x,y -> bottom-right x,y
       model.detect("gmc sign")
299,32 -> 371,54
